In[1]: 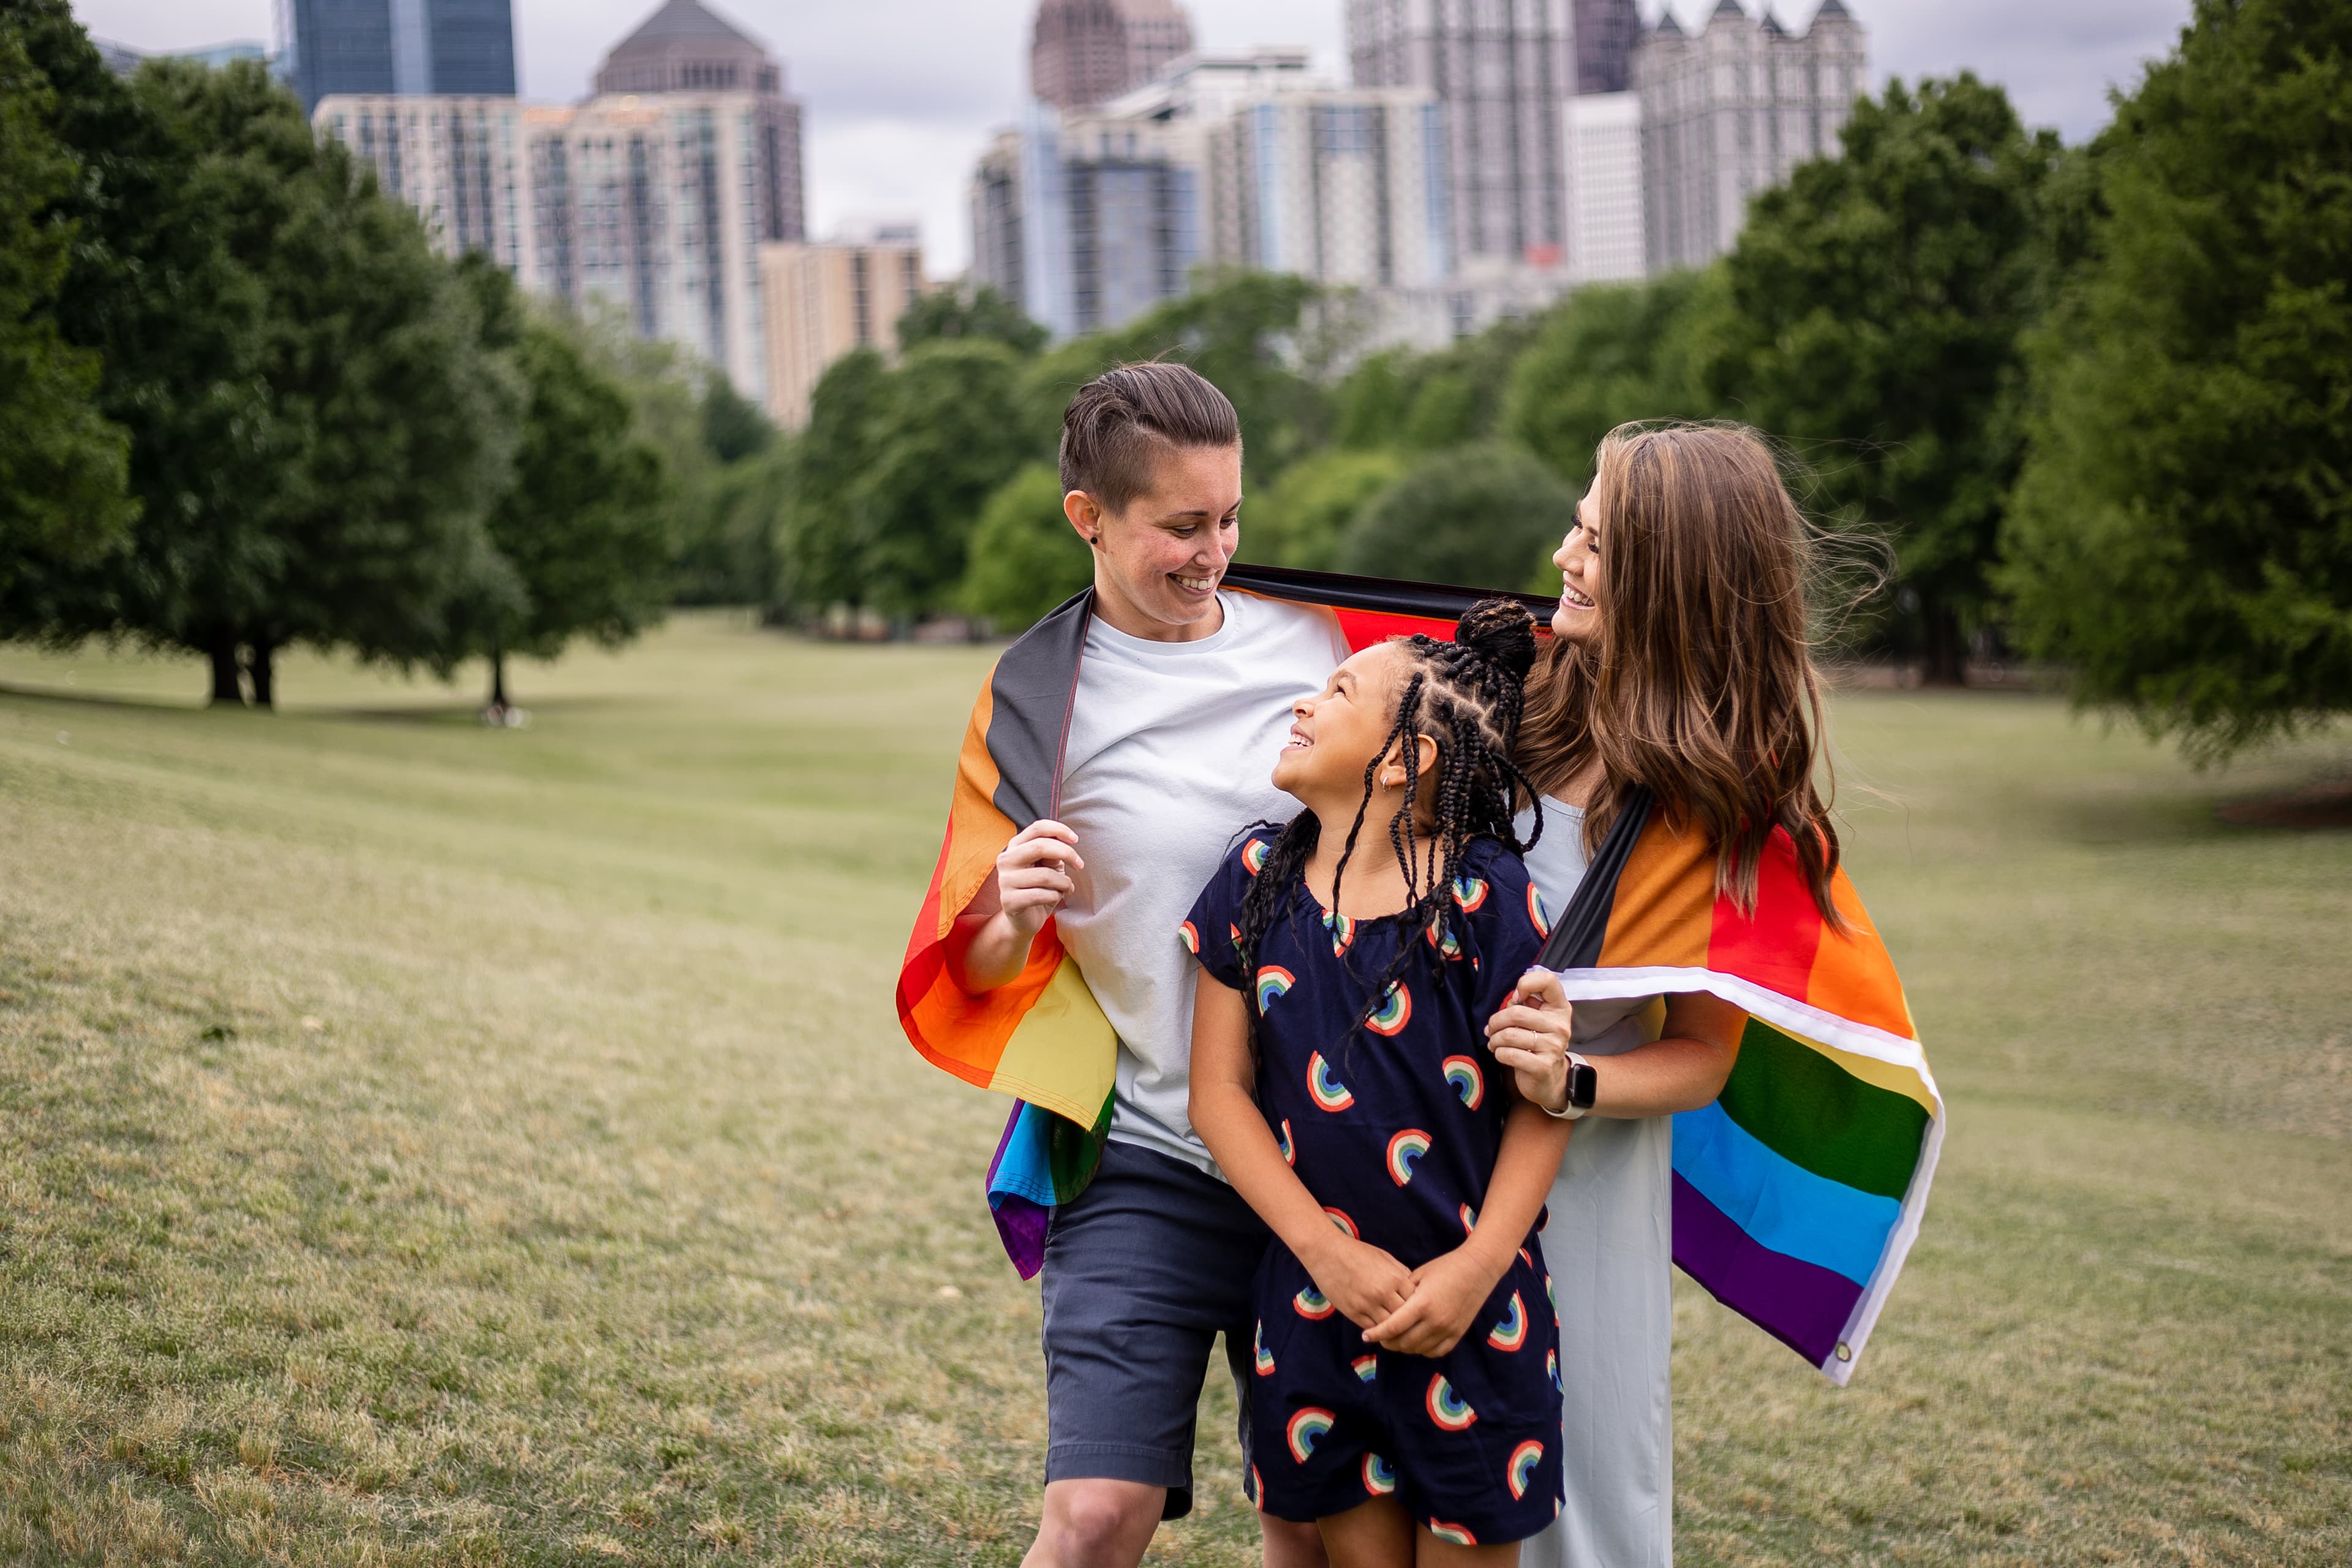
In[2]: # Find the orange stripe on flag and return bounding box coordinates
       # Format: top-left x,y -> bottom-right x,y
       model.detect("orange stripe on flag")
1800,872 -> 1917,1040
1596,817 -> 1714,971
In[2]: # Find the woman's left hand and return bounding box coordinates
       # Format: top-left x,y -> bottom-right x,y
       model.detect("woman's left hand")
1487,968 -> 1575,1114
1361,1248 -> 1499,1357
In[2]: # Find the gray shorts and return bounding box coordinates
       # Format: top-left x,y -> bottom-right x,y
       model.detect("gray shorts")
1040,1137 -> 1270,1518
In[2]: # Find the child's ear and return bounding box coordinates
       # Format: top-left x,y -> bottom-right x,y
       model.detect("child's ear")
1376,734 -> 1441,790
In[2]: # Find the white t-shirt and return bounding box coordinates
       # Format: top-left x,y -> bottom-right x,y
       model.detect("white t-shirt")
1053,591 -> 1351,1175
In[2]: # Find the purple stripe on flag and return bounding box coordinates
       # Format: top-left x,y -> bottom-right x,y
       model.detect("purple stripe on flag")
990,1194 -> 1051,1281
1672,1172 -> 1864,1368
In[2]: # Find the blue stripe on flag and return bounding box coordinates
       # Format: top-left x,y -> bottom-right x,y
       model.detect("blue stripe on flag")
1670,1101 -> 1901,1287
987,1101 -> 1061,1209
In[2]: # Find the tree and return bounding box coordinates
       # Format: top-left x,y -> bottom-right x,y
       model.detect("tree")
898,282 -> 1047,356
958,464 -> 1091,632
0,36 -> 517,706
1703,74 -> 2060,683
855,340 -> 1031,616
1239,448 -> 1403,571
1021,271 -> 1332,482
701,371 -> 775,464
1332,351 -> 1412,450
772,347 -> 888,618
1340,443 -> 1577,591
1502,270 -> 1721,492
2000,0 -> 2352,758
0,23 -> 133,586
458,262 -> 668,714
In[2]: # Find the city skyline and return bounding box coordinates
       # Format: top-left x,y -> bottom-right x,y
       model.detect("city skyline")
75,0 -> 2191,276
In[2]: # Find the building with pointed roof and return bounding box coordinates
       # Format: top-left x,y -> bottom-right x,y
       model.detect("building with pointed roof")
593,0 -> 783,95
1634,0 -> 1867,271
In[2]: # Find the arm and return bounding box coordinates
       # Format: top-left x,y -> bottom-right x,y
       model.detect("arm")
1186,969 -> 1412,1332
943,821 -> 1084,995
1362,1095 -> 1572,1357
1487,973 -> 1746,1117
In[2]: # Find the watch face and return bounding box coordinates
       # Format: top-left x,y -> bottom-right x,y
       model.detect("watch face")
1567,1060 -> 1599,1110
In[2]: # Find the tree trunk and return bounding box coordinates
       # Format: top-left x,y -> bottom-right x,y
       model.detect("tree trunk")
489,645 -> 508,712
207,636 -> 245,707
247,639 -> 277,710
1920,598 -> 1968,687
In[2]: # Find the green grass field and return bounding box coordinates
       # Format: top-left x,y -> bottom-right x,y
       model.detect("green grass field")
0,612 -> 2345,1567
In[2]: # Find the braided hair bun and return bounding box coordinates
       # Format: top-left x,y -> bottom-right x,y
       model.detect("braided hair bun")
1452,598 -> 1539,685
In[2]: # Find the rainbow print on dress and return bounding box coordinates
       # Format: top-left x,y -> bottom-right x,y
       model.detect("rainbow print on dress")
898,565 -> 1936,1384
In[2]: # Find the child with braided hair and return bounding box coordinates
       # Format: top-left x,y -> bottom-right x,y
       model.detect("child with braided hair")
1187,600 -> 1572,1567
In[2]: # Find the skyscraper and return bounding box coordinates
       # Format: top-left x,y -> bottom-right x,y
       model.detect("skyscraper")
1204,86 -> 1450,293
314,0 -> 806,399
971,100 -> 1199,339
1635,0 -> 1867,272
1030,0 -> 1196,113
276,0 -> 516,111
760,228 -> 931,428
1345,0 -> 1574,275
1572,0 -> 1644,95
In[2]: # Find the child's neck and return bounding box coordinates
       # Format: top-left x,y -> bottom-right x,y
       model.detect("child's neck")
1299,795 -> 1444,919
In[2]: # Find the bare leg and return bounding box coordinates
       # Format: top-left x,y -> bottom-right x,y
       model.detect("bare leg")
1316,1498 -> 1415,1568
1022,1479 -> 1166,1568
1263,1511 -> 1331,1568
1414,1524 -> 1518,1568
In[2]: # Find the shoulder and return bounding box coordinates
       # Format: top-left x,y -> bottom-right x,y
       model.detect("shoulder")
1224,591 -> 1350,665
1455,837 -> 1550,944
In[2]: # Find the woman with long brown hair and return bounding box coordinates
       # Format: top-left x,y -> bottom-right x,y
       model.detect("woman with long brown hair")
1482,422 -> 1847,1568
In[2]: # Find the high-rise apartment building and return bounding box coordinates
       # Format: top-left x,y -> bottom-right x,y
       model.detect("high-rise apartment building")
758,228 -> 930,428
276,0 -> 516,111
971,101 -> 1199,339
1204,87 -> 1450,292
1029,0 -> 1196,112
1345,0 -> 1574,276
1564,92 -> 1643,284
1635,0 -> 1867,272
315,0 -> 806,400
314,95 -> 530,270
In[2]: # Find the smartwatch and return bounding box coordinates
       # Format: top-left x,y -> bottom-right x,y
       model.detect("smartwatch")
1545,1052 -> 1598,1120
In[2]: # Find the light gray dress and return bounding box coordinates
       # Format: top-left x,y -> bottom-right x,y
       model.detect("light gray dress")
1516,801 -> 1675,1568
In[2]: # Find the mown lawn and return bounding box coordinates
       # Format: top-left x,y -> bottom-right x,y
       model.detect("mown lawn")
0,613 -> 2345,1566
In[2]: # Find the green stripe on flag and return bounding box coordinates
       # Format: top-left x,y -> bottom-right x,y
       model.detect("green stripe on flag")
1715,1019 -> 1929,1199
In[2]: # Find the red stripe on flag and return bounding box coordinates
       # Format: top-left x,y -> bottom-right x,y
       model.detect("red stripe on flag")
1705,828 -> 1826,1004
1333,608 -> 1460,650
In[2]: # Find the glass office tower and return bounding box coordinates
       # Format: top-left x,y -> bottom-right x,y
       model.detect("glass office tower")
279,0 -> 516,110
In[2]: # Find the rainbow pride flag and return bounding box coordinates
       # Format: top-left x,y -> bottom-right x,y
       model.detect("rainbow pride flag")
1535,788 -> 1940,1384
895,564 -> 1939,1382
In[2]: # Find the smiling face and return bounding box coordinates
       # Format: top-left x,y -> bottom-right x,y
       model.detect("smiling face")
1273,642 -> 1430,811
1066,442 -> 1242,643
1550,478 -> 1605,644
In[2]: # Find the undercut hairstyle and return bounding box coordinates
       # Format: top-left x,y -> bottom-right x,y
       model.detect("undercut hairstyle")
1517,421 -> 1845,927
1058,362 -> 1242,516
1231,600 -> 1543,1049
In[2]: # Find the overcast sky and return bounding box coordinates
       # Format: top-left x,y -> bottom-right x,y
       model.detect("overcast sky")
73,0 -> 2190,276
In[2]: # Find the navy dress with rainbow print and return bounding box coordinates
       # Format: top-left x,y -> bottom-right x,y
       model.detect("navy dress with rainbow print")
1184,831 -> 1565,1544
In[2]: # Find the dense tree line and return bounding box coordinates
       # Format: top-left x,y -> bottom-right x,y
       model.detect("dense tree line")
0,1 -> 703,712
4,1 -> 2341,756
